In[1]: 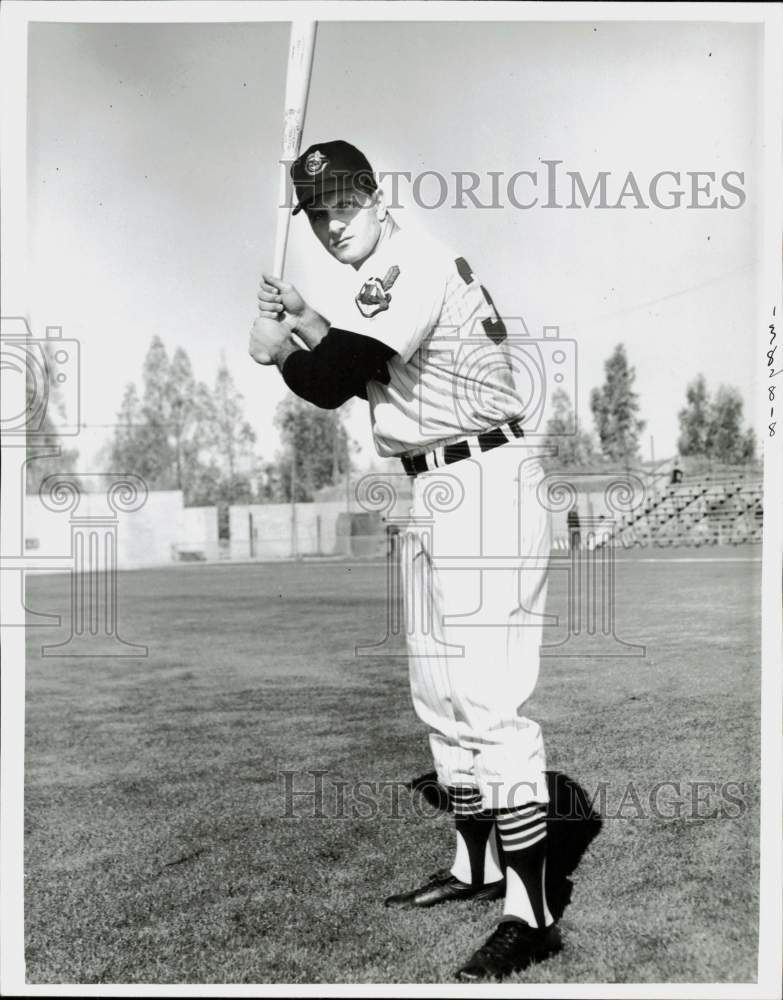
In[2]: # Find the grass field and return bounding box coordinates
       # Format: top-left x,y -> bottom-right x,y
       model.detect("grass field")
23,549 -> 761,984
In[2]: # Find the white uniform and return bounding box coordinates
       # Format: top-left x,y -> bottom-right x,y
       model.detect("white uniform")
352,219 -> 552,811
347,222 -> 525,457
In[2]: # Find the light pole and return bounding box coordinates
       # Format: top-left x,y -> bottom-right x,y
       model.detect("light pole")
344,430 -> 351,514
171,396 -> 184,492
332,411 -> 340,485
290,436 -> 298,558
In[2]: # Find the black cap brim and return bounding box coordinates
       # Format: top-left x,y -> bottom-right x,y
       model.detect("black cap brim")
292,178 -> 377,216
292,182 -> 344,216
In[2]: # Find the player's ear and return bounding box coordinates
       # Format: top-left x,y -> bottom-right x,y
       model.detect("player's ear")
374,188 -> 388,222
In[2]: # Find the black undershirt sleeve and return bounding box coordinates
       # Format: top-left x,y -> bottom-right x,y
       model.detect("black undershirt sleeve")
281,327 -> 397,409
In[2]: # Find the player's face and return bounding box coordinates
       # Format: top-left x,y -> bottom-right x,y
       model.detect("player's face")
305,189 -> 384,268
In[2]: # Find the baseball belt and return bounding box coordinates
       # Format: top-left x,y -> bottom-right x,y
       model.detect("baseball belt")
400,418 -> 525,478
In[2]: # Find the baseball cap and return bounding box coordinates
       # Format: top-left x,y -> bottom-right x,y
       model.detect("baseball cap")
290,140 -> 377,215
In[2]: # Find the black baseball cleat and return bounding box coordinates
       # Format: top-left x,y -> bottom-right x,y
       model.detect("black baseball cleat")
456,919 -> 562,982
384,868 -> 505,909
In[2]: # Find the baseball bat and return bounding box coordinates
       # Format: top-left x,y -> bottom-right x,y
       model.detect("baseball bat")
273,20 -> 317,279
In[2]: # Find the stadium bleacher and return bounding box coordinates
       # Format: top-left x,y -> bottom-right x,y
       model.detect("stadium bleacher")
615,472 -> 763,548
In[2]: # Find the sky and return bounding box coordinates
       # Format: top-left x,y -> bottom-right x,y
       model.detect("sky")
26,18 -> 763,473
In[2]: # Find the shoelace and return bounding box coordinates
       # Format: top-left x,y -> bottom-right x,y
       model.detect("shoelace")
477,921 -> 533,960
428,868 -> 457,884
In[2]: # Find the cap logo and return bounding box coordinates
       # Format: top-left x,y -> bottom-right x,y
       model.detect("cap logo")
304,150 -> 328,176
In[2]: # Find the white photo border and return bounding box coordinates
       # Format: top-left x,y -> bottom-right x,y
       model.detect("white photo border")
1,2 -> 780,997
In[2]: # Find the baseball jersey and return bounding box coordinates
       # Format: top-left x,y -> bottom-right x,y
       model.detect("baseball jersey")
346,220 -> 525,457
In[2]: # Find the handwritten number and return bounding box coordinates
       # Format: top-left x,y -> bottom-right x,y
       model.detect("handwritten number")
768,311 -> 777,435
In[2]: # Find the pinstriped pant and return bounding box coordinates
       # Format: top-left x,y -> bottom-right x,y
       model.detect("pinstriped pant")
400,445 -> 552,811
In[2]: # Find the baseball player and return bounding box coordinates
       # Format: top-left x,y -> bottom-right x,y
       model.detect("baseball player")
249,140 -> 558,982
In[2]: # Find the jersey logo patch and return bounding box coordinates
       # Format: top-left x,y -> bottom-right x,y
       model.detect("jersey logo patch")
355,265 -> 401,318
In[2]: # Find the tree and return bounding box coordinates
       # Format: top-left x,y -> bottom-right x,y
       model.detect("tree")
105,338 -> 174,489
544,389 -> 597,467
183,461 -> 223,508
25,342 -> 79,494
740,427 -> 757,463
136,335 -> 176,488
103,339 -> 284,506
590,344 -> 646,463
676,377 -> 756,465
205,356 -> 257,503
106,340 -> 228,503
166,350 -> 219,502
167,347 -> 195,492
677,374 -> 710,456
274,396 -> 352,502
107,382 -> 143,469
706,385 -> 756,464
256,459 -> 286,502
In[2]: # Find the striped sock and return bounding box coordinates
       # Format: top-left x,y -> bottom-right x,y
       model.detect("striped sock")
448,786 -> 503,886
495,803 -> 553,928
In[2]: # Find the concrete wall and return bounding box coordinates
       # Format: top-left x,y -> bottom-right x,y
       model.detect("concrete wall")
23,490 -> 384,569
178,506 -> 220,560
229,501 -> 353,560
23,489 -> 186,569
21,469 -> 664,571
